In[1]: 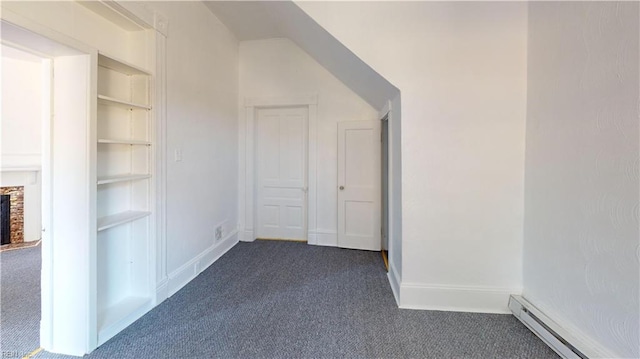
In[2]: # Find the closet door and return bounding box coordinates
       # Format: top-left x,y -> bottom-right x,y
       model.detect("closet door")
337,120 -> 381,251
255,107 -> 308,240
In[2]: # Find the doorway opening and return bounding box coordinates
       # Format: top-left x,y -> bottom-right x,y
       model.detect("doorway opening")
2,18 -> 93,354
0,42 -> 49,356
1,44 -> 45,252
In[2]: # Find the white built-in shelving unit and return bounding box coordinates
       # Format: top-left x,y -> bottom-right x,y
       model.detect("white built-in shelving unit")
96,53 -> 154,345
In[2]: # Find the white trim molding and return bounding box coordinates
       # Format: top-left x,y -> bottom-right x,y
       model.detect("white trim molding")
164,230 -> 238,298
239,229 -> 255,242
310,229 -> 337,247
399,283 -> 521,314
239,94 -> 318,244
81,1 -> 169,36
378,99 -> 391,120
244,94 -> 318,108
388,262 -> 401,306
155,278 -> 168,305
153,23 -> 168,307
0,166 -> 41,186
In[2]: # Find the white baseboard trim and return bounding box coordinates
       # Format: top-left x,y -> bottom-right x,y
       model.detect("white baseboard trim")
312,230 -> 337,247
238,229 -> 255,242
155,278 -> 168,305
97,300 -> 153,347
166,230 -> 238,297
307,231 -> 317,245
400,282 -> 521,314
388,262 -> 401,306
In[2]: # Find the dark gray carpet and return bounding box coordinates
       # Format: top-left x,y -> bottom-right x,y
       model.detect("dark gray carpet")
6,241 -> 556,358
1,246 -> 41,357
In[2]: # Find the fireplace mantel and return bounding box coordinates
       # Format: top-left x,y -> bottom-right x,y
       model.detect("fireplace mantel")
0,167 -> 40,185
1,166 -> 40,172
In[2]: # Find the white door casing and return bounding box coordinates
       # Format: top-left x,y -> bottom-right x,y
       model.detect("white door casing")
40,58 -> 54,349
255,107 -> 308,240
240,95 -> 317,244
337,120 -> 381,251
381,117 -> 389,251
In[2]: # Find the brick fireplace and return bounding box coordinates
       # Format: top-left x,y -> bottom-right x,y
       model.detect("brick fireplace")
0,186 -> 25,244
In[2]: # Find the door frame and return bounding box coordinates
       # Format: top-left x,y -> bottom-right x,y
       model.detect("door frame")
239,95 -> 318,243
381,115 -> 389,253
1,12 -> 97,354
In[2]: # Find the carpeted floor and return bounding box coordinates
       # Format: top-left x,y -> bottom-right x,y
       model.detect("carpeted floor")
3,241 -> 558,358
0,245 -> 41,358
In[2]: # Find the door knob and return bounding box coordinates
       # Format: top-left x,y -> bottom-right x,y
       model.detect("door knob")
339,186 -> 345,190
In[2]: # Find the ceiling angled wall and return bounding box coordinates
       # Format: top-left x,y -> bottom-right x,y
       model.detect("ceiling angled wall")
203,0 -> 398,111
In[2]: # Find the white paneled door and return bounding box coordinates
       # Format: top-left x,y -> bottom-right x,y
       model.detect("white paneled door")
337,121 -> 381,251
255,107 -> 308,240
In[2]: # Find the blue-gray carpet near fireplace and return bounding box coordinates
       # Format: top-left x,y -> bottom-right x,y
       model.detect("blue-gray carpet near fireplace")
1,246 -> 41,357
6,241 -> 556,358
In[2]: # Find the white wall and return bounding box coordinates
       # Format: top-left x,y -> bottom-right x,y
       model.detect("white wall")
524,2 -> 639,357
2,2 -> 142,67
1,48 -> 42,167
298,2 -> 528,312
239,38 -> 378,245
2,1 -> 241,352
149,2 -> 240,295
1,48 -> 43,242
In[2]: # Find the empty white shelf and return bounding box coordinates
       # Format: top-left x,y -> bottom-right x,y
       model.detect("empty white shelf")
97,174 -> 151,185
97,211 -> 151,232
98,139 -> 151,146
97,296 -> 152,345
98,95 -> 151,110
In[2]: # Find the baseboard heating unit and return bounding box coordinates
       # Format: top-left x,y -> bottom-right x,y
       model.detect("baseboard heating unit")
509,295 -> 601,359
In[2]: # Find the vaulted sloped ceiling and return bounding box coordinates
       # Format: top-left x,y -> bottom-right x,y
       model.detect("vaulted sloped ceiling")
203,0 -> 398,111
